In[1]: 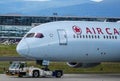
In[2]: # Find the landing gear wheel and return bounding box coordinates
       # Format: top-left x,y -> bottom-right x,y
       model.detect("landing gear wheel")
33,70 -> 39,78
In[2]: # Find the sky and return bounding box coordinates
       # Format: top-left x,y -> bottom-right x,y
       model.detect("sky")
0,0 -> 88,11
0,0 -> 120,17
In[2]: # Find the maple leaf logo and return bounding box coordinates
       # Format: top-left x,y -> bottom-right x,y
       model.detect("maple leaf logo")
72,25 -> 82,35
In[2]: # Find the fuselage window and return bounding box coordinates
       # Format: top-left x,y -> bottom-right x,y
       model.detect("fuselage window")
109,36 -> 111,39
95,35 -> 97,39
73,35 -> 75,38
86,35 -> 88,38
35,33 -> 44,38
115,36 -> 117,39
106,36 -> 108,39
89,35 -> 91,38
83,35 -> 85,38
112,36 -> 114,39
80,35 -> 82,38
92,35 -> 94,39
26,33 -> 35,38
103,35 -> 105,39
77,35 -> 79,38
98,35 -> 100,39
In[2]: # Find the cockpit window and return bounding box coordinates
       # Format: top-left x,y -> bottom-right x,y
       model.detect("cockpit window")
35,33 -> 44,38
25,33 -> 44,38
26,33 -> 35,38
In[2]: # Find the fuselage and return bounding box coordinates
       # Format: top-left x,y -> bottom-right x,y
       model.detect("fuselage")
16,21 -> 120,63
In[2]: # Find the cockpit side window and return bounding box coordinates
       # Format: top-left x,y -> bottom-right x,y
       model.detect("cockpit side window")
26,33 -> 35,38
35,33 -> 44,38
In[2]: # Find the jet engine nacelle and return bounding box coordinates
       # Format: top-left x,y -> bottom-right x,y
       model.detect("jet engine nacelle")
67,62 -> 100,68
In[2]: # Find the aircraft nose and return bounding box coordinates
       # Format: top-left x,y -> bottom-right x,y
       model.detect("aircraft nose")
16,40 -> 29,56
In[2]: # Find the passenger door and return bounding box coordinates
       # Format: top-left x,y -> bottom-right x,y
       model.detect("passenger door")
57,29 -> 67,45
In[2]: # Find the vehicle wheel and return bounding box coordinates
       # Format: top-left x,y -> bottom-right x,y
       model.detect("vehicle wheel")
33,70 -> 39,78
18,74 -> 23,77
56,71 -> 62,78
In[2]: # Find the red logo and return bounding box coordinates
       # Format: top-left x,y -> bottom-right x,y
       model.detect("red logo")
72,25 -> 82,34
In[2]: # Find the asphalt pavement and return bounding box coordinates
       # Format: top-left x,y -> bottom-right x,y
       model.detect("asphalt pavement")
0,74 -> 120,81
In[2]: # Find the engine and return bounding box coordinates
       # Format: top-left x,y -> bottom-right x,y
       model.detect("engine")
67,62 -> 100,68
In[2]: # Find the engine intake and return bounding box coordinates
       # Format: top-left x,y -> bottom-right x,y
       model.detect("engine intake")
67,62 -> 100,68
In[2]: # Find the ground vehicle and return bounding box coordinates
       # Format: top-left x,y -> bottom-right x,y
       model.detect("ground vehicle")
6,61 -> 63,78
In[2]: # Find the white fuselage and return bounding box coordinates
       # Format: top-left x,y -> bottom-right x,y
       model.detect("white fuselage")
16,21 -> 120,63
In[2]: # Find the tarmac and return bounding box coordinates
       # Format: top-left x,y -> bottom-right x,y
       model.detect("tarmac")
0,57 -> 34,61
0,74 -> 120,81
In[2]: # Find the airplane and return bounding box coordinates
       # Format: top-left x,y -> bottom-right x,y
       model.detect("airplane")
16,21 -> 120,68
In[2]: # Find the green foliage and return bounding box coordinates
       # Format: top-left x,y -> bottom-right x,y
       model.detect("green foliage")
0,44 -> 19,56
49,62 -> 120,74
0,62 -> 120,74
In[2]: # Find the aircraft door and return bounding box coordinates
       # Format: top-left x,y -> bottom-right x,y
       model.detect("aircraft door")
57,29 -> 67,45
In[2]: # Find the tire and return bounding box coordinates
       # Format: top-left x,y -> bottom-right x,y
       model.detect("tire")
18,72 -> 26,77
56,71 -> 62,78
18,74 -> 23,77
33,70 -> 39,78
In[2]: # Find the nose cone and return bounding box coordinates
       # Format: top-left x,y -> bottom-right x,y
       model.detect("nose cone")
16,40 -> 29,56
